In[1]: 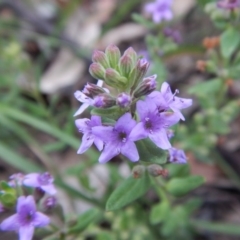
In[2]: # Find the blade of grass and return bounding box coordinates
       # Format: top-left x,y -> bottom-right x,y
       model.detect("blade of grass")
0,142 -> 42,172
0,103 -> 98,159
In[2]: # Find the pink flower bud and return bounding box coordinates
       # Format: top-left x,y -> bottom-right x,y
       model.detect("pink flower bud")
117,93 -> 131,108
119,55 -> 133,77
105,44 -> 121,68
92,50 -> 109,68
89,63 -> 105,80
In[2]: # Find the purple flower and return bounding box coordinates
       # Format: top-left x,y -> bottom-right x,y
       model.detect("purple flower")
92,113 -> 139,163
8,173 -> 25,187
163,28 -> 182,44
23,172 -> 56,195
0,196 -> 49,240
144,0 -> 173,23
117,93 -> 131,108
74,80 -> 109,116
168,148 -> 187,164
148,82 -> 192,120
217,0 -> 240,9
129,99 -> 180,150
75,116 -> 103,154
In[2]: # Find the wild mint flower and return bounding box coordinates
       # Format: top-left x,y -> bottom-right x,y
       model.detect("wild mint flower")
0,196 -> 49,240
144,0 -> 173,23
117,93 -> 131,108
74,80 -> 108,116
8,173 -> 25,187
92,113 -> 139,163
129,99 -> 180,149
217,0 -> 240,9
75,116 -> 103,154
168,148 -> 187,164
23,172 -> 56,195
148,82 -> 192,120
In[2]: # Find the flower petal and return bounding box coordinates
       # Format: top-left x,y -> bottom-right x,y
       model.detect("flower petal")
90,116 -> 102,126
121,142 -> 139,162
17,196 -> 36,214
73,103 -> 89,117
115,113 -> 136,134
161,112 -> 180,127
19,226 -> 34,240
149,129 -> 171,149
74,91 -> 90,103
129,122 -> 148,141
171,97 -> 192,109
75,118 -> 89,132
41,184 -> 57,195
98,144 -> 119,163
144,3 -> 156,13
92,126 -> 113,143
94,137 -> 104,151
33,212 -> 50,227
0,214 -> 19,231
161,82 -> 173,102
77,133 -> 94,154
23,174 -> 40,188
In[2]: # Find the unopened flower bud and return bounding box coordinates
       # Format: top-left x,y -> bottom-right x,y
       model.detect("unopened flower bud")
42,196 -> 57,211
130,58 -> 150,88
93,94 -> 115,108
147,164 -> 165,177
105,44 -> 121,68
83,83 -> 106,98
105,68 -> 127,88
119,55 -> 133,77
117,93 -> 131,108
92,50 -> 109,69
168,148 -> 187,164
122,47 -> 137,63
134,74 -> 157,98
89,63 -> 106,80
132,165 -> 146,179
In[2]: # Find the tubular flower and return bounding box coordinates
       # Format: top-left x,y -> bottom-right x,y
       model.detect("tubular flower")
75,115 -> 104,154
144,0 -> 173,23
129,99 -> 180,150
92,113 -> 139,163
23,172 -> 56,195
0,196 -> 49,240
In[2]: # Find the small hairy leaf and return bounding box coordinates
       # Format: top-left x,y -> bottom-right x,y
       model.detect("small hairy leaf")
166,175 -> 204,197
106,174 -> 151,211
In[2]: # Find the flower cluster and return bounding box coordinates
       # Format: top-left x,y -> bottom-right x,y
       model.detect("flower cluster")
144,0 -> 173,23
0,172 -> 57,240
74,45 -> 192,164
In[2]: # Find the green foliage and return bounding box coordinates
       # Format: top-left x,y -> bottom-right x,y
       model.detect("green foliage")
166,176 -> 205,197
106,174 -> 151,211
220,28 -> 240,58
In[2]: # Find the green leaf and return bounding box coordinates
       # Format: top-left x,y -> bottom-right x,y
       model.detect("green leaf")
166,175 -> 205,197
136,139 -> 167,164
91,106 -> 124,120
188,78 -> 222,97
165,164 -> 190,178
106,175 -> 151,211
68,208 -> 101,234
220,28 -> 240,58
150,201 -> 170,225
